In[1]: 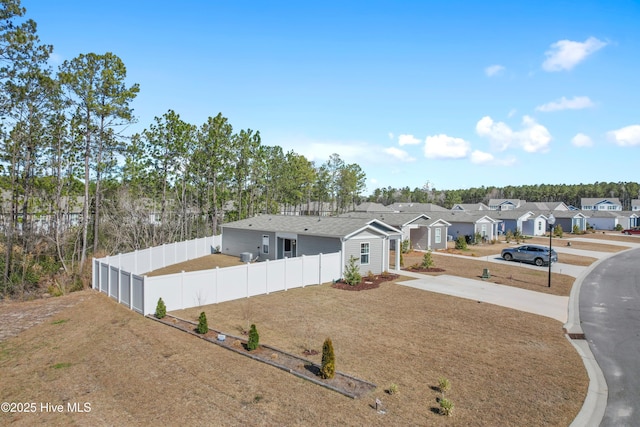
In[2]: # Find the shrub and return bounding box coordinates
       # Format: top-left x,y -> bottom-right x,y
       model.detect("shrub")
513,228 -> 523,243
439,397 -> 454,416
196,311 -> 208,334
554,224 -> 564,238
473,232 -> 482,244
247,324 -> 260,351
438,377 -> 451,396
455,235 -> 467,250
615,224 -> 623,231
572,224 -> 580,234
400,239 -> 410,254
388,383 -> 399,395
421,251 -> 434,269
343,256 -> 362,286
155,298 -> 167,319
320,337 -> 336,379
505,230 -> 513,243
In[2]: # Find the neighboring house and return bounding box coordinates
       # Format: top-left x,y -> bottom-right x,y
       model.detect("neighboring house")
549,211 -> 589,234
339,212 -> 450,251
451,203 -> 490,211
491,210 -> 535,235
581,198 -> 623,211
353,202 -> 395,213
387,202 -> 449,213
434,212 -> 500,241
632,200 -> 640,212
488,199 -> 525,211
0,191 -> 84,234
582,211 -> 630,230
220,214 -> 402,275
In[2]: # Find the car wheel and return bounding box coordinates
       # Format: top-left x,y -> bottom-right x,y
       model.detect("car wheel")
534,258 -> 544,266
503,253 -> 513,261
625,231 -> 631,235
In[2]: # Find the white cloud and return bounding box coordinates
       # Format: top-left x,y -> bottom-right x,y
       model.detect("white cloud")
572,133 -> 593,147
485,64 -> 505,77
542,37 -> 607,72
607,125 -> 640,147
470,150 -> 494,164
388,132 -> 394,140
398,134 -> 421,146
476,116 -> 513,151
424,134 -> 471,159
536,96 -> 594,112
476,115 -> 551,153
384,146 -> 416,162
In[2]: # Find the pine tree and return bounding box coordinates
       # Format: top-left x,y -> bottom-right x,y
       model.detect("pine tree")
321,337 -> 336,379
155,298 -> 166,319
247,324 -> 259,351
197,311 -> 208,334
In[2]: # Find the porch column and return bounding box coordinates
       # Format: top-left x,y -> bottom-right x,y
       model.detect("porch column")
395,236 -> 401,272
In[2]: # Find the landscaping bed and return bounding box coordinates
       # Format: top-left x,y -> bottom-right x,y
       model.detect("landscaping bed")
150,314 -> 377,399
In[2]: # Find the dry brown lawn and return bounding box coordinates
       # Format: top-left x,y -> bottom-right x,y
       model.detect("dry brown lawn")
1,285 -> 587,426
2,233 -> 627,425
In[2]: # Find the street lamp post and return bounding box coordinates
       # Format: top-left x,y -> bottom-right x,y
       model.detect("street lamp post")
548,213 -> 555,288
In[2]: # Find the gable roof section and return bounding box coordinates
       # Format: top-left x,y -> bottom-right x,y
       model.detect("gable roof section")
353,202 -> 395,213
387,202 -> 448,212
581,198 -> 622,207
221,214 -> 400,239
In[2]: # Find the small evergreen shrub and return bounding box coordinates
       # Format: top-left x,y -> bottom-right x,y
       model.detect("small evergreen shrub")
155,297 -> 167,319
388,383 -> 399,395
505,230 -> 513,243
320,337 -> 336,379
439,397 -> 454,416
343,256 -> 362,285
421,251 -> 434,269
455,235 -> 467,250
197,311 -> 208,334
247,324 -> 260,351
572,224 -> 580,234
474,232 -> 482,244
400,239 -> 410,253
438,377 -> 451,396
554,224 -> 564,238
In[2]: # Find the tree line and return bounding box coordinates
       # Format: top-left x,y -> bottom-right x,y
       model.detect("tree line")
367,181 -> 640,210
0,0 -> 366,296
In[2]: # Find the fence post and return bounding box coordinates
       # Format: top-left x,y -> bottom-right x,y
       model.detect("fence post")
318,253 -> 323,286
134,250 -> 138,275
265,259 -> 269,295
284,257 -> 288,291
246,262 -> 250,298
180,270 -> 185,310
215,267 -> 219,304
118,267 -> 122,303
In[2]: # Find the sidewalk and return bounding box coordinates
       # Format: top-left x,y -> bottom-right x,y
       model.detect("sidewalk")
395,236 -> 640,427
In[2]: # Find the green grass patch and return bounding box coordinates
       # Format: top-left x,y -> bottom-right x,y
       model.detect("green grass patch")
51,362 -> 72,369
52,319 -> 69,325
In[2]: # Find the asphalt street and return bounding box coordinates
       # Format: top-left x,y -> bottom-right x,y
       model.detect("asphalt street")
579,247 -> 640,427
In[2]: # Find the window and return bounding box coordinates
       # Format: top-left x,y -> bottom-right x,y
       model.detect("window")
262,235 -> 269,254
435,228 -> 441,244
360,242 -> 370,265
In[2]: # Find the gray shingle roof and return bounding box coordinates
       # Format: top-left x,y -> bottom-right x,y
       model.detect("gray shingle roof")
221,214 -> 399,238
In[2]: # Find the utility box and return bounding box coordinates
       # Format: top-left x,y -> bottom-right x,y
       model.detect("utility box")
240,252 -> 252,263
482,268 -> 491,279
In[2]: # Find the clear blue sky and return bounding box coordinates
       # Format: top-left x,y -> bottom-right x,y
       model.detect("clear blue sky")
25,0 -> 640,194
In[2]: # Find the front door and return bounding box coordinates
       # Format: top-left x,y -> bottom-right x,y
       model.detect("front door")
280,238 -> 296,258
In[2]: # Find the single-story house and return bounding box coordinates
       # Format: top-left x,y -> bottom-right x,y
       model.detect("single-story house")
220,214 -> 402,275
548,211 -> 589,233
339,212 -> 451,251
491,210 -> 535,236
583,211 -> 637,230
435,212 -> 500,241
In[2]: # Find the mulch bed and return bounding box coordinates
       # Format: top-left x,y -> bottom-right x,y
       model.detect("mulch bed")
405,267 -> 446,273
331,273 -> 399,291
149,314 -> 377,399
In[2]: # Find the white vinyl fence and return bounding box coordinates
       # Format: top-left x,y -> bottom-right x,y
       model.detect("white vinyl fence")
92,235 -> 342,315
